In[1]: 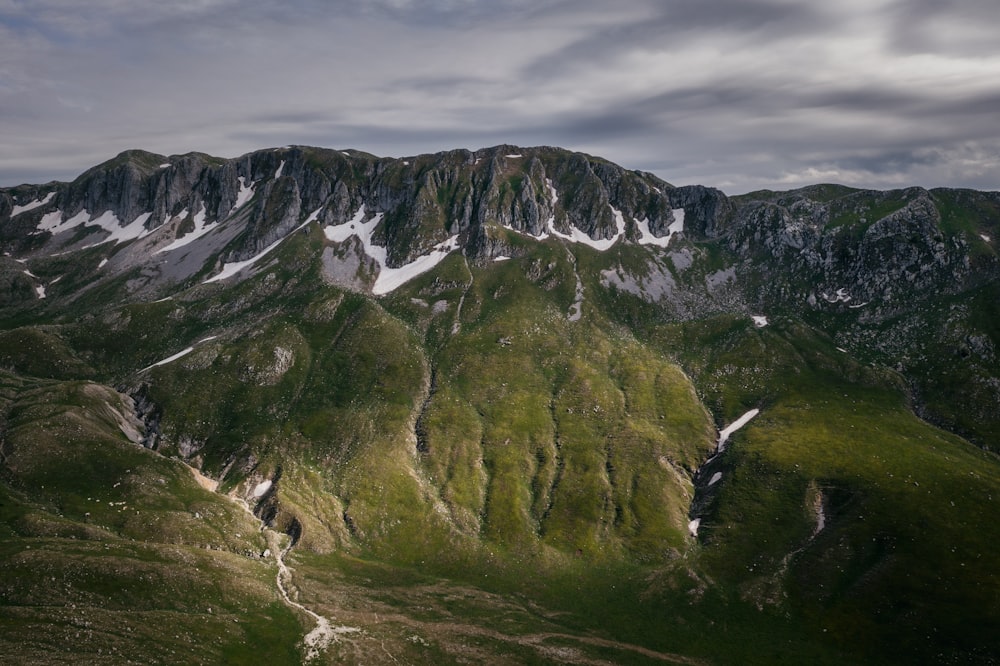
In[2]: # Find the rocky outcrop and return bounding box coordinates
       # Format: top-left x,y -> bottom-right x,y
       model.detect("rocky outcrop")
668,185 -> 733,239
723,186 -> 991,315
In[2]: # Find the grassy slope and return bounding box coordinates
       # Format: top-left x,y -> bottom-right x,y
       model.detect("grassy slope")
2,219 -> 999,663
0,372 -> 301,665
652,315 -> 1000,664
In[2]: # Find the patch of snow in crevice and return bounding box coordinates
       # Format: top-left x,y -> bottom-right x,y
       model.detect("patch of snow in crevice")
141,346 -> 194,371
36,208 -> 154,247
83,211 -> 155,247
98,258 -> 109,269
717,409 -> 760,453
981,234 -> 992,243
22,268 -> 38,278
323,205 -> 460,295
140,336 -> 217,372
374,237 -> 459,295
159,163 -> 171,169
836,347 -> 848,353
708,472 -> 723,486
11,192 -> 55,216
155,205 -> 217,254
493,255 -> 511,262
49,275 -> 62,284
204,240 -> 282,284
37,209 -> 88,235
204,208 -> 320,284
34,285 -> 46,299
848,302 -> 869,309
230,176 -> 255,215
505,154 -> 522,158
546,203 -> 625,251
688,518 -> 701,537
752,315 -> 769,328
252,480 -> 272,498
274,160 -> 285,179
635,208 -> 685,248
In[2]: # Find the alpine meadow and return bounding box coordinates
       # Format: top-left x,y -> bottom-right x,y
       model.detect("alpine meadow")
1,145 -> 999,664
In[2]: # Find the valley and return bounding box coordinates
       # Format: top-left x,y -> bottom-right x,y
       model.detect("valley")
1,145 -> 998,664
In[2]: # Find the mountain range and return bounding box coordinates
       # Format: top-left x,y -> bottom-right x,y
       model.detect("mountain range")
1,144 -> 999,664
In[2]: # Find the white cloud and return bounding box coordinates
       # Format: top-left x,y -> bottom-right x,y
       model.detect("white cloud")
1,1 -> 999,193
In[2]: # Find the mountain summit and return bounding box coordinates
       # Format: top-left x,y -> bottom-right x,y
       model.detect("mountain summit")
1,146 -> 999,664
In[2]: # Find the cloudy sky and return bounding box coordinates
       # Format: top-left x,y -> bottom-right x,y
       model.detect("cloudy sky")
1,0 -> 998,193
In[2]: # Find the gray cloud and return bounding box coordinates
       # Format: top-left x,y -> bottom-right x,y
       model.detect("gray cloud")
1,0 -> 999,193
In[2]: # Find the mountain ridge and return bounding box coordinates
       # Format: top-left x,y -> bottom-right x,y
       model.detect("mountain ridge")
1,145 -> 999,664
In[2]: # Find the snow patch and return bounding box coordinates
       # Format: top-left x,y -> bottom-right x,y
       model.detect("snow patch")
141,336 -> 217,372
252,480 -> 272,498
34,285 -> 46,299
505,154 -> 523,158
982,234 -> 992,243
37,209 -> 88,235
688,518 -> 701,537
231,176 -> 255,214
35,208 -> 153,247
751,315 -> 769,328
836,347 -> 848,353
155,205 -> 217,254
143,347 -> 194,371
274,160 -> 285,179
204,239 -> 282,284
323,205 -> 460,295
493,255 -> 511,262
717,409 -> 760,453
635,209 -> 685,247
89,211 -> 154,247
708,472 -> 723,486
204,209 -> 319,284
11,192 -> 55,216
373,236 -> 460,295
546,203 -> 625,251
98,258 -> 109,269
159,163 -> 171,169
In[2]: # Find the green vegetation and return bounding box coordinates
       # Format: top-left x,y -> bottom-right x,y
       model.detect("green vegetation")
2,155 -> 1000,663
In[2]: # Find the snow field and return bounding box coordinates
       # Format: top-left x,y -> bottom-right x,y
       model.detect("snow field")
323,205 -> 460,295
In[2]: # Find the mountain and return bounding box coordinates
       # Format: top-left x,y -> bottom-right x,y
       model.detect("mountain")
1,145 -> 999,665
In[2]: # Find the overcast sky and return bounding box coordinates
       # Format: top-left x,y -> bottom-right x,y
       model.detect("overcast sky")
1,0 -> 998,194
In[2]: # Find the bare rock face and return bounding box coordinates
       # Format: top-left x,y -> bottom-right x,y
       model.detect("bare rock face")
668,185 -> 733,239
1,143 -> 994,331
